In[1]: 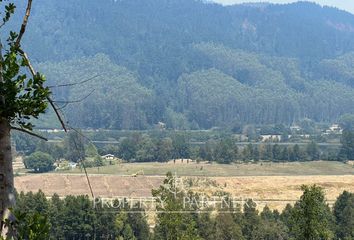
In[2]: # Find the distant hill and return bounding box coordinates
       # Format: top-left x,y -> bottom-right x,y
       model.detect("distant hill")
9,0 -> 354,129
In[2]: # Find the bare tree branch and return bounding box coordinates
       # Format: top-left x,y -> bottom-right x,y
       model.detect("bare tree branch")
68,126 -> 95,199
48,75 -> 99,88
11,126 -> 48,141
57,103 -> 69,110
0,20 -> 7,30
52,90 -> 95,104
18,49 -> 35,75
15,0 -> 32,48
47,99 -> 68,132
0,41 -> 5,106
18,49 -> 68,132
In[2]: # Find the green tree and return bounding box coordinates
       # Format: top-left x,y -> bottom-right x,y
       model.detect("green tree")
106,203 -> 150,240
242,199 -> 261,240
255,206 -> 289,240
250,220 -> 288,240
280,147 -> 290,161
339,114 -> 354,130
214,138 -> 235,164
136,135 -> 156,162
11,133 -> 39,155
155,137 -> 173,162
48,194 -> 65,239
119,137 -> 138,161
5,211 -> 51,240
291,144 -> 304,161
289,185 -> 334,240
94,155 -> 104,167
64,131 -> 85,162
260,206 -> 277,222
252,145 -> 260,162
153,173 -> 201,240
50,144 -> 65,161
333,191 -> 354,240
263,144 -> 273,161
242,144 -> 253,162
11,191 -> 50,240
195,213 -> 215,240
306,141 -> 320,161
212,213 -> 244,240
203,140 -> 215,162
172,134 -> 190,160
339,130 -> 354,160
280,204 -> 294,229
85,143 -> 99,158
272,144 -> 282,162
24,152 -> 55,173
115,212 -> 137,240
60,195 -> 96,239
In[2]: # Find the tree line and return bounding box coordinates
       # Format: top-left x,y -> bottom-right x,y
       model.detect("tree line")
15,130 -> 354,173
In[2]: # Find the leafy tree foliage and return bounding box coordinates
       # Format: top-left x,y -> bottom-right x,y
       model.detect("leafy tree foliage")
287,185 -> 335,240
14,191 -> 150,240
306,141 -> 320,161
212,212 -> 244,240
64,131 -> 85,162
152,173 -> 200,240
24,151 -> 55,173
333,191 -> 354,240
339,130 -> 354,160
339,114 -> 354,130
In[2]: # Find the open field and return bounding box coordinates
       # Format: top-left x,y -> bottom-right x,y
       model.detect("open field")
15,174 -> 354,211
14,161 -> 354,210
59,160 -> 354,176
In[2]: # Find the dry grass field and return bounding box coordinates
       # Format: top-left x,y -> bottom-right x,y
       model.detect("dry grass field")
187,175 -> 354,210
14,161 -> 354,210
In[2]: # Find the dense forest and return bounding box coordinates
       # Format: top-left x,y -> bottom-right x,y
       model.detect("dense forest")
7,0 -> 354,129
13,175 -> 354,240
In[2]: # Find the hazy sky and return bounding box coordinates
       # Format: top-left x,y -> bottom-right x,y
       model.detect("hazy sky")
213,0 -> 354,14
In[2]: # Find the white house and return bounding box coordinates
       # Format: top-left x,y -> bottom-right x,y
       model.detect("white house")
325,124 -> 343,134
102,154 -> 115,160
260,135 -> 282,142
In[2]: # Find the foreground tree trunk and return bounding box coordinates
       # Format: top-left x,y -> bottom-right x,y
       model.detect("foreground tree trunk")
0,0 -> 59,237
0,118 -> 15,232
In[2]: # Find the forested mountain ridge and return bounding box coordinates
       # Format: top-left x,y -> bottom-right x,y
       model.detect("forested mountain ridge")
9,0 -> 354,129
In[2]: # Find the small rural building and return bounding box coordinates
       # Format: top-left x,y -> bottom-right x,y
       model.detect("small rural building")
102,154 -> 115,160
156,121 -> 166,130
327,124 -> 343,134
260,135 -> 282,142
69,162 -> 78,169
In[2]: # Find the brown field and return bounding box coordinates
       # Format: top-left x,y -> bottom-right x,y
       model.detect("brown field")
14,161 -> 353,210
15,174 -> 354,210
